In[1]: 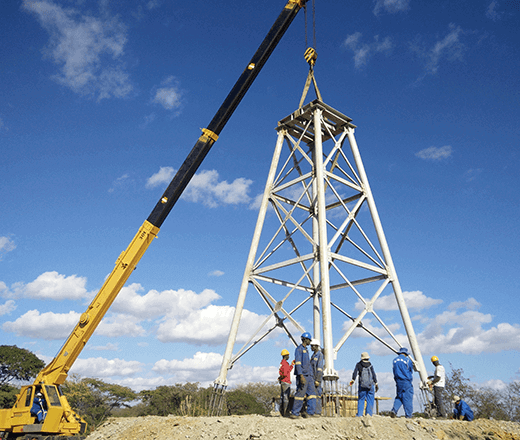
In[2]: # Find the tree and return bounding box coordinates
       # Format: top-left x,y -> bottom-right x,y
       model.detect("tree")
0,345 -> 45,386
139,385 -> 184,416
470,386 -> 508,421
505,381 -> 520,422
443,363 -> 473,403
226,390 -> 265,415
233,382 -> 279,414
443,364 -> 512,421
62,375 -> 136,432
0,384 -> 18,409
138,383 -> 209,417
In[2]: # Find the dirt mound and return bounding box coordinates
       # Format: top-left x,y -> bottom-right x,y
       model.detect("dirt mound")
86,414 -> 520,440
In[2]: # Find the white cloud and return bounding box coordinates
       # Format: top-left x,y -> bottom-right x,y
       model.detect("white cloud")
87,342 -> 119,351
249,193 -> 264,211
146,166 -> 175,188
411,24 -> 465,78
417,299 -> 520,354
139,113 -> 156,129
152,76 -> 182,111
108,173 -> 130,193
146,168 -> 253,208
355,296 -> 520,357
112,283 -> 220,320
355,290 -> 443,311
344,32 -> 362,50
97,313 -> 146,337
486,1 -> 504,21
343,33 -> 393,69
226,363 -> 279,387
71,357 -> 143,377
209,270 -> 225,277
373,0 -> 410,16
152,353 -> 279,387
17,271 -> 89,300
480,379 -> 507,391
2,307 -> 144,340
154,351 -> 223,373
146,0 -> 161,11
415,145 -> 453,161
2,309 -> 79,339
22,0 -> 132,100
156,304 -> 271,345
0,236 -> 16,260
0,300 -> 16,316
153,351 -> 224,383
111,375 -> 170,392
448,297 -> 480,311
344,317 -> 401,339
182,170 -> 253,208
464,168 -> 482,182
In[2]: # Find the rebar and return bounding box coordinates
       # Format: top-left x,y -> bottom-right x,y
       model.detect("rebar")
208,383 -> 227,416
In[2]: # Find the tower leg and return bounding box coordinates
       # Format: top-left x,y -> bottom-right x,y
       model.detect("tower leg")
345,127 -> 428,385
210,130 -> 286,415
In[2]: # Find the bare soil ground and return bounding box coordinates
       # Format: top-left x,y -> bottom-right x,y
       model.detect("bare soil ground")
86,414 -> 520,440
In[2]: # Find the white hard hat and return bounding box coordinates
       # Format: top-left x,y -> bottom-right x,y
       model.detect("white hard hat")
310,339 -> 320,346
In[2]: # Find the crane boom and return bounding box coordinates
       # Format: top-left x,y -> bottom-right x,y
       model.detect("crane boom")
0,1 -> 308,438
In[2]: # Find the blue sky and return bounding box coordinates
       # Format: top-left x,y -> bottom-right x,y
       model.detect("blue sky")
1,0 -> 519,411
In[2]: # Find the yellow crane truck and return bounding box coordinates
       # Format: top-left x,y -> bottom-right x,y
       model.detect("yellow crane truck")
0,1 -> 309,438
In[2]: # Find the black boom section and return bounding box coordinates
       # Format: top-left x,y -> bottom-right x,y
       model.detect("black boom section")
147,0 -> 308,228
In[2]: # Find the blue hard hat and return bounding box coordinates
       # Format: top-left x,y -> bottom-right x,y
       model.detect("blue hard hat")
398,347 -> 409,354
301,332 -> 312,340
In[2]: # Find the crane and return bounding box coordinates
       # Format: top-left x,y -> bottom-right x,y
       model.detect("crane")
0,1 -> 309,438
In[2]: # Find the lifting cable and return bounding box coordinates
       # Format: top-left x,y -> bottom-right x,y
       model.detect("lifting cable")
300,0 -> 322,108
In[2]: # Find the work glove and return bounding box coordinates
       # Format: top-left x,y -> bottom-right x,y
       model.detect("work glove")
349,380 -> 355,386
300,375 -> 306,385
315,381 -> 319,387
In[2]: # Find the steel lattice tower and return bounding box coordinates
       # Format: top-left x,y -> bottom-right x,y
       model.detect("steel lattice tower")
210,99 -> 428,415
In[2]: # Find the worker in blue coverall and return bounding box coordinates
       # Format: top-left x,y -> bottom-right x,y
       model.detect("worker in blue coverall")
452,396 -> 474,421
390,347 -> 414,418
30,391 -> 47,423
289,332 -> 316,418
310,339 -> 324,416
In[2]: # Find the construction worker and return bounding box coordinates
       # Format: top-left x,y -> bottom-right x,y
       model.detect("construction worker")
350,352 -> 378,417
452,396 -> 474,421
289,332 -> 316,418
310,339 -> 323,416
278,348 -> 294,416
427,355 -> 446,418
30,391 -> 47,423
389,347 -> 414,419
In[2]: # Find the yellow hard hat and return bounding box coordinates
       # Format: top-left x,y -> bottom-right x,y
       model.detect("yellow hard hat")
281,349 -> 290,356
431,355 -> 439,363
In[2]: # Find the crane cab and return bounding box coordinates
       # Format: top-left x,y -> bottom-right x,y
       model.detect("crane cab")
0,384 -> 87,438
